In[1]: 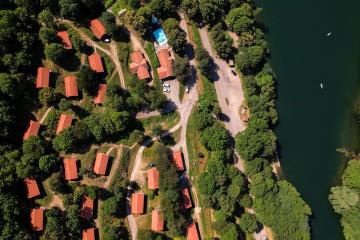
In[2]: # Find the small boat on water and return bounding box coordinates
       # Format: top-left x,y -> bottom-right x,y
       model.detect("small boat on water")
320,83 -> 324,89
327,32 -> 332,37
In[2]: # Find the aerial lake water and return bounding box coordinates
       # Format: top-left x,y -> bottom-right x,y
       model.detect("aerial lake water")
255,1 -> 360,239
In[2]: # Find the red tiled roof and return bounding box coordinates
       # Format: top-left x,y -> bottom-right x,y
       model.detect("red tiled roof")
172,150 -> 185,171
57,31 -> 72,49
90,19 -> 106,40
151,209 -> 164,232
156,48 -> 173,80
36,67 -> 50,88
23,120 -> 41,140
81,196 -> 94,219
24,178 -> 40,199
182,188 -> 192,209
82,228 -> 96,240
131,192 -> 144,214
129,50 -> 150,80
147,167 -> 159,190
93,84 -> 107,105
30,208 -> 44,231
63,158 -> 78,181
56,114 -> 73,135
93,152 -> 109,175
88,53 -> 104,73
64,76 -> 78,97
187,223 -> 199,240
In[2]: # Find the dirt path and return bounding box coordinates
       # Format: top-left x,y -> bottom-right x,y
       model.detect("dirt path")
48,193 -> 64,210
103,146 -> 122,189
39,107 -> 53,124
62,20 -> 126,89
109,40 -> 126,88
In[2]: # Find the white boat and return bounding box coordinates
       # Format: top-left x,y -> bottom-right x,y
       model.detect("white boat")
320,83 -> 324,89
327,32 -> 332,37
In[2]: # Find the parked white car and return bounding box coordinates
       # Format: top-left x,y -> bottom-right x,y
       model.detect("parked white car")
185,87 -> 189,93
163,82 -> 170,87
163,87 -> 170,93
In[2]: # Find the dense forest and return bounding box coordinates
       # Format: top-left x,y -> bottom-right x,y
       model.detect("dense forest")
329,107 -> 360,240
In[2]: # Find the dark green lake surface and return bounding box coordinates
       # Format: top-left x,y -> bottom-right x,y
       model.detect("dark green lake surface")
255,1 -> 360,239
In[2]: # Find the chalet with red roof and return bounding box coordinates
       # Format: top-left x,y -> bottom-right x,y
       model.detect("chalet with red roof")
90,19 -> 106,40
88,53 -> 104,73
147,167 -> 159,190
63,158 -> 78,181
56,114 -> 73,135
131,192 -> 145,214
156,48 -> 173,80
23,120 -> 41,140
82,228 -> 96,240
187,222 -> 199,240
129,50 -> 150,80
36,67 -> 50,88
64,76 -> 78,97
81,196 -> 94,219
24,178 -> 40,199
30,208 -> 44,231
182,188 -> 193,209
172,150 -> 185,171
93,152 -> 109,175
93,84 -> 107,105
57,31 -> 72,49
151,209 -> 164,232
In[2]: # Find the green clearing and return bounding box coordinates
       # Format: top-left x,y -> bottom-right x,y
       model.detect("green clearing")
139,111 -> 180,135
179,81 -> 185,101
117,41 -> 135,86
144,42 -> 161,89
78,149 -> 96,173
127,144 -> 140,177
112,0 -> 129,14
142,141 -> 162,164
35,176 -> 55,207
189,21 -> 202,49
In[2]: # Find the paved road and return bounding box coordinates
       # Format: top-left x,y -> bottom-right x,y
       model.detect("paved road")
126,34 -> 199,240
198,28 -> 246,136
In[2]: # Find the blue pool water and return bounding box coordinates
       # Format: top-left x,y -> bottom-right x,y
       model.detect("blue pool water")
153,28 -> 168,46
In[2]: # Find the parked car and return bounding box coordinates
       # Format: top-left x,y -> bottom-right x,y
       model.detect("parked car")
163,87 -> 170,93
163,82 -> 170,87
185,87 -> 189,93
261,236 -> 268,240
231,69 -> 237,76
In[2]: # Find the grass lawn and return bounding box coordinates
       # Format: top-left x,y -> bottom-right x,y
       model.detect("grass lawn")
35,176 -> 54,207
144,42 -> 162,89
117,41 -> 135,86
140,111 -> 180,135
77,149 -> 96,173
127,144 -> 140,177
112,0 -> 129,14
187,110 -> 215,239
35,106 -> 49,121
142,141 -> 162,164
189,21 -> 202,50
179,81 -> 185,101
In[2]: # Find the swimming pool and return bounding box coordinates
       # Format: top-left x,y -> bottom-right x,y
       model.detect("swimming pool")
152,28 -> 168,46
